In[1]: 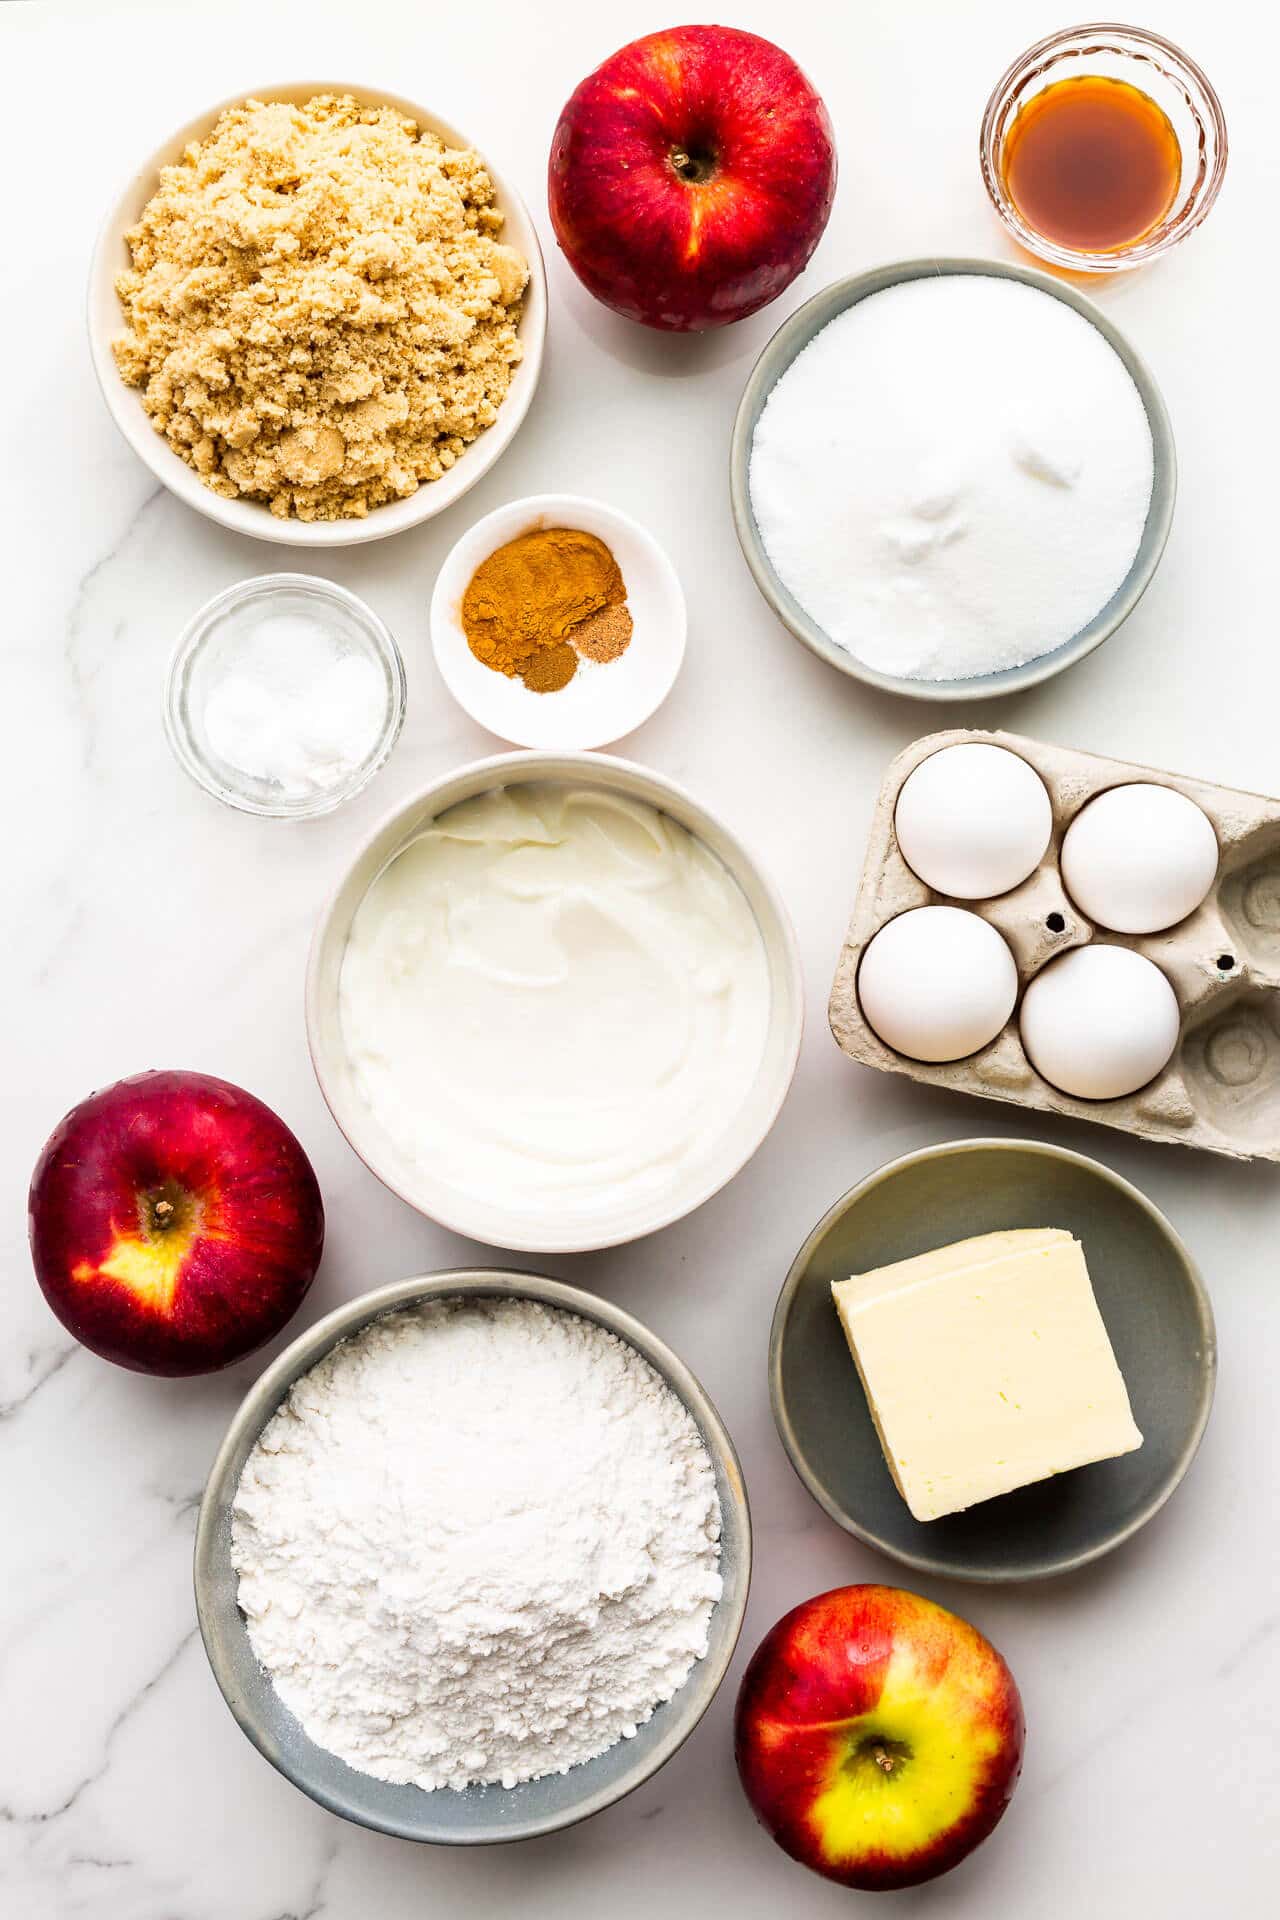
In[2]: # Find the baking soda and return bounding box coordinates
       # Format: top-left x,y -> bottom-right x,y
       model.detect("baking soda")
749,275 -> 1154,681
201,607 -> 387,799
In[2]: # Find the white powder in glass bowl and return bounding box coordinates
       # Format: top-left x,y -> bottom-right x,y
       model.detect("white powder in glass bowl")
202,610 -> 388,799
748,275 -> 1155,682
231,1297 -> 723,1793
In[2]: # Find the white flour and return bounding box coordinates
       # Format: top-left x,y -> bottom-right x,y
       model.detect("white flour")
231,1298 -> 723,1792
749,274 -> 1154,681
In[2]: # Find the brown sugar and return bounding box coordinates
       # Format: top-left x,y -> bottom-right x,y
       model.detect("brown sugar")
111,95 -> 528,521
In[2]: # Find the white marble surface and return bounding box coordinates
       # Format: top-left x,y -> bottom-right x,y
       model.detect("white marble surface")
3,1 -> 1277,1913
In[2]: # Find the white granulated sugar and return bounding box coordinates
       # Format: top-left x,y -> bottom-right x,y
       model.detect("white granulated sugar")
231,1298 -> 723,1792
749,275 -> 1155,681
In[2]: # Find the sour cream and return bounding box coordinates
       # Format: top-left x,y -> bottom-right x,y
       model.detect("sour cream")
338,783 -> 772,1214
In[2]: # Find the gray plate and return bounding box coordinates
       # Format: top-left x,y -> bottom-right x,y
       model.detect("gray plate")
729,257 -> 1177,702
770,1140 -> 1214,1581
195,1270 -> 751,1842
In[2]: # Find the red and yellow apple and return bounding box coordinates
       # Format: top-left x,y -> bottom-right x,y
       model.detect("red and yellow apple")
548,25 -> 836,331
735,1584 -> 1024,1891
29,1070 -> 324,1376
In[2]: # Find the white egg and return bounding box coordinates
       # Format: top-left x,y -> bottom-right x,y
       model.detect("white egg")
894,743 -> 1053,900
858,906 -> 1018,1063
1019,945 -> 1180,1100
1061,783 -> 1218,934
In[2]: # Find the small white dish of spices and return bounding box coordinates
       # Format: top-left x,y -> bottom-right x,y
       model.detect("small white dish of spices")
431,494 -> 687,749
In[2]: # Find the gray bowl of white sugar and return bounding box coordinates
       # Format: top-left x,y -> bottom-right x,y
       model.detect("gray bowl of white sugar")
194,1270 -> 751,1843
730,258 -> 1176,701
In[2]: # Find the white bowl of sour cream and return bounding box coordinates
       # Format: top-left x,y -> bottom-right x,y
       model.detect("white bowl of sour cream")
307,753 -> 803,1252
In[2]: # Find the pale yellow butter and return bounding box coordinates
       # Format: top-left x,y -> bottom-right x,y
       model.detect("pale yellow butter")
831,1228 -> 1142,1523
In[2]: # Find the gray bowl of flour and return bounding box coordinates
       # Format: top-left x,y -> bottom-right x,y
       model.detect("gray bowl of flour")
730,257 -> 1176,702
195,1270 -> 751,1843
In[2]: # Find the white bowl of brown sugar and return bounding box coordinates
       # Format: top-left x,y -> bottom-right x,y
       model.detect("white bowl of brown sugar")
87,83 -> 547,547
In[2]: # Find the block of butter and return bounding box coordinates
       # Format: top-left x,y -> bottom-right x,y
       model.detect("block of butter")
831,1228 -> 1142,1523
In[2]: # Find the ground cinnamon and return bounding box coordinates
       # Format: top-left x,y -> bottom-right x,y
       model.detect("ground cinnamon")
461,526 -> 630,692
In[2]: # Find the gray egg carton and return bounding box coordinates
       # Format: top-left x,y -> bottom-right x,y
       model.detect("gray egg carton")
829,729 -> 1280,1162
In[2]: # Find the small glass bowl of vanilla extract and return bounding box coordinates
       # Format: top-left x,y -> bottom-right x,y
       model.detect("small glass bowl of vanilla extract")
981,23 -> 1227,272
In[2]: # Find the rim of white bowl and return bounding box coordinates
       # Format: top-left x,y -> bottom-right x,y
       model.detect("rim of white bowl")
429,492 -> 688,749
305,750 -> 805,1252
86,80 -> 547,549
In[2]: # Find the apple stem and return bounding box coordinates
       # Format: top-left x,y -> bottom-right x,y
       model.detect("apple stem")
670,146 -> 716,185
873,1746 -> 896,1775
142,1188 -> 189,1239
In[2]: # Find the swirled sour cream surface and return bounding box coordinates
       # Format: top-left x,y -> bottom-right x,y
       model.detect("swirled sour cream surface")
338,784 -> 772,1213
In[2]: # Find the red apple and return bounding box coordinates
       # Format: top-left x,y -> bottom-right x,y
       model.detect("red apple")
548,25 -> 836,331
735,1585 -> 1024,1891
29,1070 -> 324,1376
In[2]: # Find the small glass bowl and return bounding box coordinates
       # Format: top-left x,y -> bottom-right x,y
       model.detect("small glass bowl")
164,574 -> 407,819
980,23 -> 1227,273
